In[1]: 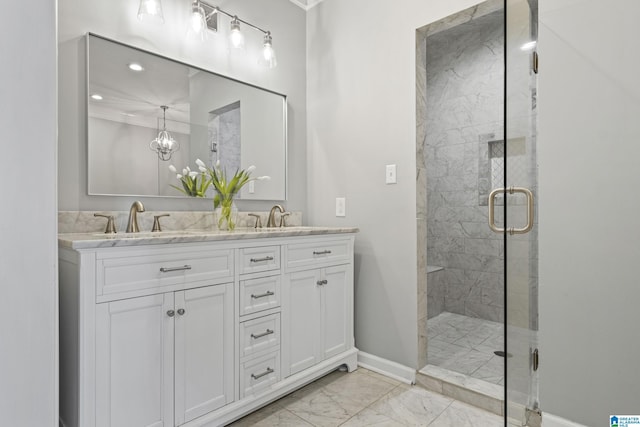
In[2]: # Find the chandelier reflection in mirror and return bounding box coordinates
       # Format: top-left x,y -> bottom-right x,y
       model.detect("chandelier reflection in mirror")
149,106 -> 180,161
138,0 -> 277,69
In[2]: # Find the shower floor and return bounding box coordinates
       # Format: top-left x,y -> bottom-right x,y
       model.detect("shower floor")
427,312 -> 504,385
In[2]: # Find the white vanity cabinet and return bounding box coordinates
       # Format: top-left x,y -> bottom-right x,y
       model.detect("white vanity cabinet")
94,284 -> 234,427
284,265 -> 351,376
59,230 -> 357,427
282,238 -> 354,377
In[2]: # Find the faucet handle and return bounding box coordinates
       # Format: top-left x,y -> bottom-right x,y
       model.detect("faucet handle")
280,212 -> 291,228
248,213 -> 262,229
94,213 -> 117,234
152,214 -> 170,232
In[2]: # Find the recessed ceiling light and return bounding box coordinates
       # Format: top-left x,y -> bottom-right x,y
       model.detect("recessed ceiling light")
91,94 -> 103,100
128,63 -> 144,72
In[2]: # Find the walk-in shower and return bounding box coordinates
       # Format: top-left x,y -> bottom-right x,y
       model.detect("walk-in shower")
424,3 -> 506,375
416,0 -> 539,424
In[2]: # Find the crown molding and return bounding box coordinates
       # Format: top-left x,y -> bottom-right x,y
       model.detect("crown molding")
288,0 -> 326,11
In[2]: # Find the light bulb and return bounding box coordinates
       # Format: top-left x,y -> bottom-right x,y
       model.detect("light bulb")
229,17 -> 245,49
137,0 -> 164,24
259,33 -> 277,69
189,1 -> 207,40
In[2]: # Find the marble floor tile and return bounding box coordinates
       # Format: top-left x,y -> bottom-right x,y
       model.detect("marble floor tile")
228,404 -> 313,426
440,349 -> 495,376
339,407 -> 408,427
359,368 -> 404,387
366,384 -> 454,426
453,331 -> 491,348
226,367 -> 504,427
279,369 -> 399,427
429,400 -> 503,426
427,312 -> 504,385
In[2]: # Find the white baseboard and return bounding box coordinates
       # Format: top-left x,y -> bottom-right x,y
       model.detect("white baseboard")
357,351 -> 416,385
542,413 -> 587,427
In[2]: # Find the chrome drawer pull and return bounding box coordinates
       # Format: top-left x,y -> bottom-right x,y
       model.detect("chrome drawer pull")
313,250 -> 332,255
250,256 -> 274,263
251,291 -> 275,299
316,279 -> 328,286
251,329 -> 274,339
159,265 -> 192,273
251,367 -> 274,380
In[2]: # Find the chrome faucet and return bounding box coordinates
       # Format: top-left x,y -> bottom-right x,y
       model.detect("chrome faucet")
267,204 -> 284,228
126,201 -> 145,233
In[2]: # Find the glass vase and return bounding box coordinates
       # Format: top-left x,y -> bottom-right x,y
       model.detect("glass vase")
214,198 -> 238,231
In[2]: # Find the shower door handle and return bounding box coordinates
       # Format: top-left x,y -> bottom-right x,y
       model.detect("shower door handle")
488,187 -> 534,235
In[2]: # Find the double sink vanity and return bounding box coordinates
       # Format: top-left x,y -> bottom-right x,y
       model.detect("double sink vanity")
59,215 -> 358,426
59,32 -> 357,427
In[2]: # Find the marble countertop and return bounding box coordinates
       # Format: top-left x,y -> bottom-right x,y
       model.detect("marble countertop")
59,226 -> 359,250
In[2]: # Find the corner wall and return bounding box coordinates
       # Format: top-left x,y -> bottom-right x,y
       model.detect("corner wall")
538,0 -> 640,423
0,0 -> 58,425
306,0 -> 486,368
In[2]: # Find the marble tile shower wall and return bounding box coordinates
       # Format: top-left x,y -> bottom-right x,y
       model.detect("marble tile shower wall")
426,10 -> 505,322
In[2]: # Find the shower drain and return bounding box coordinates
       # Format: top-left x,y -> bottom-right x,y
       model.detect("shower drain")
493,350 -> 513,358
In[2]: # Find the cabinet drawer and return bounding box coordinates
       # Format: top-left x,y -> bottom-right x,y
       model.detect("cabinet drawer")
96,247 -> 234,300
239,313 -> 280,359
239,275 -> 281,316
285,239 -> 351,270
240,351 -> 280,399
239,246 -> 281,275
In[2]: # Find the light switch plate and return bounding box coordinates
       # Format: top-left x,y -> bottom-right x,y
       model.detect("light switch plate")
248,180 -> 255,194
336,197 -> 346,217
386,164 -> 397,184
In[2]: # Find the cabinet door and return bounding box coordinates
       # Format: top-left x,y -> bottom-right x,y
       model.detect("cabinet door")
284,269 -> 322,376
174,283 -> 234,425
95,294 -> 174,427
321,265 -> 352,360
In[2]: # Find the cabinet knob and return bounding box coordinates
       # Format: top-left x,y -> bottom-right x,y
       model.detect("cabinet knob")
316,279 -> 328,286
167,310 -> 175,317
177,308 -> 186,316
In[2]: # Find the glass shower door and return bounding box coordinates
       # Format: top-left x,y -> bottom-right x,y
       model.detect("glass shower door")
504,0 -> 539,425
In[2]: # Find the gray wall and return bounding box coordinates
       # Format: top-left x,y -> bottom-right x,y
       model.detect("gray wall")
0,0 -> 58,425
425,10 -> 505,323
306,0 -> 486,368
58,0 -> 306,213
538,0 -> 640,423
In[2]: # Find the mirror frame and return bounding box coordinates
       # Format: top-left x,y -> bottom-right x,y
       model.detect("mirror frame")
85,32 -> 288,200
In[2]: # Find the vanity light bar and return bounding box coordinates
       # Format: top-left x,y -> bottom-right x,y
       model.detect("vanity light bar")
199,2 -> 269,35
138,0 -> 277,68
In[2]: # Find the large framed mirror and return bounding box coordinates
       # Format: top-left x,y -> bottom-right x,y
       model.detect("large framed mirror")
86,33 -> 287,200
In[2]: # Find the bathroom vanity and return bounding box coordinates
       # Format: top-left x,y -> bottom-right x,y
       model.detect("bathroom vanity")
58,227 -> 358,427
